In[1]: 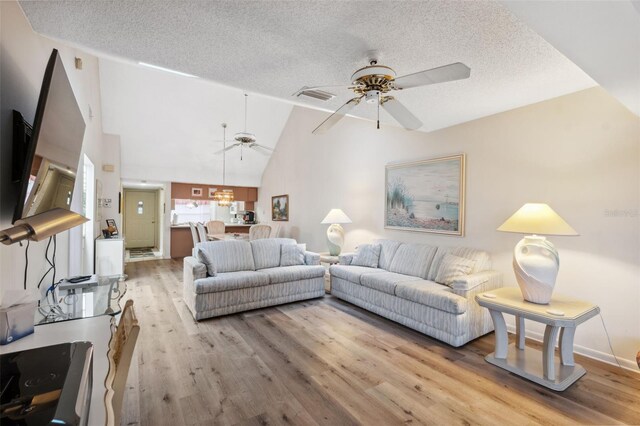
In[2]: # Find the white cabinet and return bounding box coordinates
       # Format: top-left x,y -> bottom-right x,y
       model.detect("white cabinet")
95,237 -> 125,277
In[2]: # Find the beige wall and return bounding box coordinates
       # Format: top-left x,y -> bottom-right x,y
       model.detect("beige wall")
1,1 -> 120,293
258,87 -> 640,367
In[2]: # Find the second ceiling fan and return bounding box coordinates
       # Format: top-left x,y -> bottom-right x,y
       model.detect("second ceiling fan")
214,93 -> 274,160
299,58 -> 471,134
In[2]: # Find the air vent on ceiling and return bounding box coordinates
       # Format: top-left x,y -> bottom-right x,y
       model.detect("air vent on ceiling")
294,86 -> 336,102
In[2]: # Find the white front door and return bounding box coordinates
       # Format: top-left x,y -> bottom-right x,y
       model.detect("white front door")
124,190 -> 157,249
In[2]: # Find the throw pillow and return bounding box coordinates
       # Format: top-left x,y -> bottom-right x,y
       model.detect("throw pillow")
434,253 -> 475,286
197,249 -> 217,276
351,243 -> 382,268
280,244 -> 305,266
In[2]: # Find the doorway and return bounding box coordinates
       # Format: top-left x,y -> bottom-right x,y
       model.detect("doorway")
123,189 -> 159,251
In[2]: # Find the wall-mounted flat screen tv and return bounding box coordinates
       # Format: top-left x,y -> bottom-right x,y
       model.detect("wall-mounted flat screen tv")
13,48 -> 86,223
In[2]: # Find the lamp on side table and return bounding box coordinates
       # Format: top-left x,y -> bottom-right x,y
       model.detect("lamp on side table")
497,203 -> 578,304
321,209 -> 352,256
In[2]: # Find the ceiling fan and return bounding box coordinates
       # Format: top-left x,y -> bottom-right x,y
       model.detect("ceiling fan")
298,58 -> 471,134
213,93 -> 274,160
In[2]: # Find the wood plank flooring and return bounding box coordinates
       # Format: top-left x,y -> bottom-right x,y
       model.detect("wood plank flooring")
121,259 -> 640,426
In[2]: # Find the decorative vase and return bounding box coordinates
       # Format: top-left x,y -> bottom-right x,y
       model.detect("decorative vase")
326,224 -> 345,256
513,235 -> 559,304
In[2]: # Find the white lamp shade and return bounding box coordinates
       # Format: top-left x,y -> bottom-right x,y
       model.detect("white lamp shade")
497,203 -> 578,236
321,208 -> 352,224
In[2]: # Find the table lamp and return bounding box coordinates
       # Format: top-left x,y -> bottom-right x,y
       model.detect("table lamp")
321,209 -> 352,256
497,203 -> 578,304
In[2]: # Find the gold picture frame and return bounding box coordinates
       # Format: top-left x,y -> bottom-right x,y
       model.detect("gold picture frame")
385,153 -> 466,236
271,194 -> 289,221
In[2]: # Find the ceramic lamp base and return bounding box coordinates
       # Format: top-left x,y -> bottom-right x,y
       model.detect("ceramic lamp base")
513,235 -> 560,304
326,223 -> 345,256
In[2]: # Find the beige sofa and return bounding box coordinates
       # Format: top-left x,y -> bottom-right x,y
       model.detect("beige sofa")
183,238 -> 325,320
331,239 -> 503,347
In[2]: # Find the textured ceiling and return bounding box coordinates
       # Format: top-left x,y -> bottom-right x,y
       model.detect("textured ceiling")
20,0 -> 596,133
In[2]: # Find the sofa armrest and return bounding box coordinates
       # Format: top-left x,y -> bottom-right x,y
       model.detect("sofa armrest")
338,252 -> 354,265
184,256 -> 207,284
304,251 -> 321,265
450,270 -> 503,297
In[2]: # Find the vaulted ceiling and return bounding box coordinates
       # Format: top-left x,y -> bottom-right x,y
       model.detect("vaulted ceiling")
19,0 -> 599,185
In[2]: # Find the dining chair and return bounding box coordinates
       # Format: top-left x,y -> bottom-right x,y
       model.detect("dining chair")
206,220 -> 226,240
105,299 -> 140,426
249,224 -> 272,241
196,222 -> 208,243
269,223 -> 281,238
188,222 -> 200,246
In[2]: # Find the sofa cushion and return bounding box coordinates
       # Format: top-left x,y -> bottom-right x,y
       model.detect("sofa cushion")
304,251 -> 321,266
280,244 -> 305,266
360,271 -> 423,296
434,254 -> 476,287
194,271 -> 269,294
374,239 -> 402,270
388,243 -> 438,279
351,244 -> 382,268
197,248 -> 217,276
250,238 -> 297,270
196,240 -> 256,273
428,247 -> 492,280
259,265 -> 326,284
394,281 -> 467,314
330,265 -> 385,284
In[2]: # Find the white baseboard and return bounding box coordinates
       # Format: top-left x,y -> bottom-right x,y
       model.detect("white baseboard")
505,324 -> 639,373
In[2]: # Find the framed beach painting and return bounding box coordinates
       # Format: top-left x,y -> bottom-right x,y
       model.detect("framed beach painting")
272,194 -> 289,221
385,154 -> 465,236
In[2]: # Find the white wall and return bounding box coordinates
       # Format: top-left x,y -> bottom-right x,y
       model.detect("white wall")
99,58 -> 293,187
0,1 -> 118,294
258,87 -> 640,368
99,133 -> 123,232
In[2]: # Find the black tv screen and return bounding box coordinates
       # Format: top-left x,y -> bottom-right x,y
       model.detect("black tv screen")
13,49 -> 86,223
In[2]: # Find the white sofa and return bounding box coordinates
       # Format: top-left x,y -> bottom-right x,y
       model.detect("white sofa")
183,238 -> 325,320
331,239 -> 503,347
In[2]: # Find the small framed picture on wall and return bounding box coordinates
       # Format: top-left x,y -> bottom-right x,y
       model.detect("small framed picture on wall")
272,194 -> 289,221
192,187 -> 203,197
208,188 -> 217,198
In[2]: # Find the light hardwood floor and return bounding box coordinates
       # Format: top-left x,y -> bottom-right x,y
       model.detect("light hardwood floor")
121,259 -> 640,426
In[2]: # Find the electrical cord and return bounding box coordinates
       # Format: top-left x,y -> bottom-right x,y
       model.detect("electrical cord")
23,240 -> 30,290
37,235 -> 58,291
51,234 -> 57,287
598,312 -> 622,369
37,237 -> 54,289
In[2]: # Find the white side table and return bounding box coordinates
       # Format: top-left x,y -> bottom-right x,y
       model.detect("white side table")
319,253 -> 340,294
476,287 -> 599,391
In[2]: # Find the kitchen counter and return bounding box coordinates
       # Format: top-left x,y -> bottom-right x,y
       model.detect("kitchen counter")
170,223 -> 259,258
170,223 -> 256,228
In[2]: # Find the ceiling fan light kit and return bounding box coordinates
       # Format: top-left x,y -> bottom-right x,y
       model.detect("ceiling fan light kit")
307,59 -> 471,134
212,93 -> 275,159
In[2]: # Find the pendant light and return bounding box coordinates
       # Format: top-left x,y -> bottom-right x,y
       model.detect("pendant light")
212,123 -> 234,206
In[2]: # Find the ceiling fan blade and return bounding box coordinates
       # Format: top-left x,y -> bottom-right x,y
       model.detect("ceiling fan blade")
312,96 -> 363,135
393,62 -> 470,90
251,143 -> 274,152
213,144 -> 240,155
249,145 -> 273,156
381,97 -> 423,130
